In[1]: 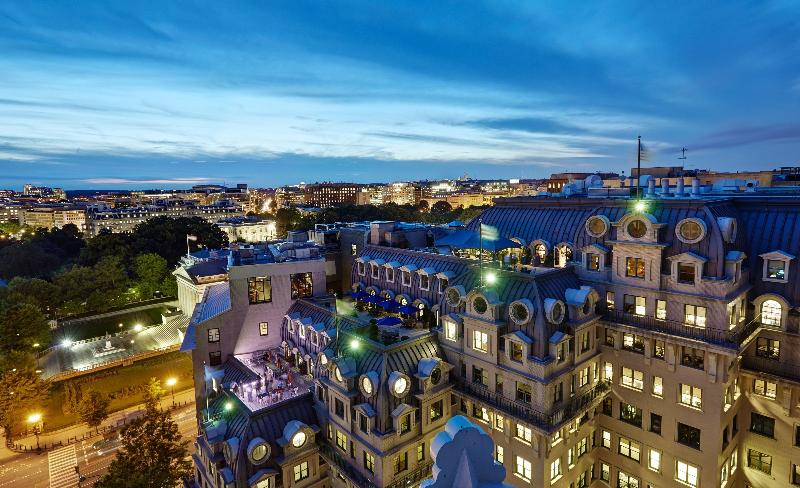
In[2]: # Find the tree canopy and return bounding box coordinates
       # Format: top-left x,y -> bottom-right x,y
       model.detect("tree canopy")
96,409 -> 192,488
78,390 -> 111,430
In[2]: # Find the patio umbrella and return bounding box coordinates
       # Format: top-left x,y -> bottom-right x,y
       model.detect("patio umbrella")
379,300 -> 400,311
377,316 -> 403,327
350,290 -> 368,300
398,305 -> 417,315
364,294 -> 382,304
435,228 -> 520,252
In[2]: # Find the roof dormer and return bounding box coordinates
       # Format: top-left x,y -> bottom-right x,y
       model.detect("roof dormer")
759,250 -> 795,284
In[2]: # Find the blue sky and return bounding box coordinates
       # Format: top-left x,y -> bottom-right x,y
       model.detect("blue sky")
1,1 -> 798,189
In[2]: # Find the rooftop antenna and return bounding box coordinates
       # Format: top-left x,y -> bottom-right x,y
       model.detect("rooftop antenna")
678,147 -> 688,163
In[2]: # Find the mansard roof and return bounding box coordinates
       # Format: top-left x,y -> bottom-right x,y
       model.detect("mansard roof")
359,245 -> 471,276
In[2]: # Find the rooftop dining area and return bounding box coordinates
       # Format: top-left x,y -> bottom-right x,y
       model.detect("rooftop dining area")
230,348 -> 312,412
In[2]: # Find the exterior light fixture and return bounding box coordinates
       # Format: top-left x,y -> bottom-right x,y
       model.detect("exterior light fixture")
62,339 -> 72,348
27,413 -> 42,423
485,272 -> 497,285
634,201 -> 646,212
224,401 -> 233,412
350,339 -> 360,350
133,324 -> 143,332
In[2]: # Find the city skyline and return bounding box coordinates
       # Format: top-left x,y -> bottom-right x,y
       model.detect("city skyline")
1,1 -> 799,189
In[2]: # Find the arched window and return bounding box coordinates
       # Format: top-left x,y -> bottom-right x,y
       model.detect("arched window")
556,245 -> 573,268
761,300 -> 782,327
534,243 -> 547,262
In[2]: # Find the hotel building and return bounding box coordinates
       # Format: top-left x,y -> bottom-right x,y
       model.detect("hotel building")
184,191 -> 800,488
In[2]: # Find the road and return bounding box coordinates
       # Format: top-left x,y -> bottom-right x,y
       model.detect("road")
0,403 -> 198,488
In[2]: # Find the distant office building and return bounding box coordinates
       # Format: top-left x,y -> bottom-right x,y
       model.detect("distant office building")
275,185 -> 307,209
20,207 -> 86,231
0,203 -> 22,223
304,183 -> 362,208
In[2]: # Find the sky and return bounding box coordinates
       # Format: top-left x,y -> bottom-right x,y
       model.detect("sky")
0,1 -> 798,190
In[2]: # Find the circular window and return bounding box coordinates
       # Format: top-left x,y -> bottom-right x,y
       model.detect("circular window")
676,218 -> 706,244
400,297 -> 408,306
361,376 -> 373,395
627,220 -> 647,238
582,301 -> 592,315
585,216 -> 609,238
291,431 -> 306,448
446,288 -> 462,307
247,438 -> 271,465
550,302 -> 564,323
333,366 -> 343,382
473,296 -> 488,314
430,368 -> 442,385
252,443 -> 268,462
393,377 -> 408,395
510,302 -> 529,323
320,354 -> 328,365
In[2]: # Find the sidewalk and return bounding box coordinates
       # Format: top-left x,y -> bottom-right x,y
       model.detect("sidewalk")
2,388 -> 196,456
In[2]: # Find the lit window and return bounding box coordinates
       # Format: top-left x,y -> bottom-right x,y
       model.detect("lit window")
473,330 -> 489,353
550,458 -> 562,482
621,367 -> 644,391
259,322 -> 269,336
676,460 -> 699,487
515,456 -> 532,482
677,263 -> 696,284
578,367 -> 589,388
587,253 -> 600,271
617,470 -> 638,488
756,337 -> 780,360
293,461 -> 309,482
656,300 -> 666,320
618,437 -> 641,461
625,257 -> 646,278
754,379 -> 777,399
684,304 -> 707,327
766,259 -> 786,280
336,430 -> 347,451
494,414 -> 504,431
680,384 -> 702,409
363,452 -> 374,473
748,449 -> 771,474
515,424 -> 532,444
606,291 -> 615,308
444,321 -> 457,341
649,449 -> 661,471
495,445 -> 504,464
761,300 -> 782,327
652,376 -> 663,397
207,328 -> 220,343
601,430 -> 611,448
623,294 -> 646,315
603,362 -> 613,381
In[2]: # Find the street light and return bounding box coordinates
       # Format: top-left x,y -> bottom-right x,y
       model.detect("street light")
133,324 -> 143,332
166,377 -> 177,407
27,413 -> 42,450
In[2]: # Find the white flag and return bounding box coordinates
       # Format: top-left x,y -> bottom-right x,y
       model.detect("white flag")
187,234 -> 198,241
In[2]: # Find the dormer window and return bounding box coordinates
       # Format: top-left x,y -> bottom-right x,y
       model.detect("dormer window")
625,257 -> 645,278
510,342 -> 524,363
627,219 -> 647,238
419,274 -> 430,291
401,271 -> 411,287
357,262 -> 365,276
386,268 -> 395,282
678,263 -> 696,284
767,260 -> 785,280
759,251 -> 794,283
444,320 -> 458,341
371,265 -> 380,279
534,243 -> 547,262
761,300 -> 782,327
587,253 -> 600,271
439,278 -> 448,293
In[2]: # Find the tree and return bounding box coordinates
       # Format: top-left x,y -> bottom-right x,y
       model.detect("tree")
143,377 -> 165,413
0,303 -> 51,354
430,201 -> 453,215
78,390 -> 111,432
0,242 -> 61,279
134,253 -> 170,299
0,363 -> 49,440
130,216 -> 228,266
6,278 -> 59,311
96,409 -> 192,488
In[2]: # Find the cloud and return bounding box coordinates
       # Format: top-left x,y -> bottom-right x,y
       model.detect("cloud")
687,123 -> 800,151
82,177 -> 216,185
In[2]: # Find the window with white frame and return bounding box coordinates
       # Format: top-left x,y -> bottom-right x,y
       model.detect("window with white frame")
419,273 -> 430,291
578,367 -> 589,388
617,471 -> 639,488
401,271 -> 411,286
298,324 -> 306,339
550,458 -> 562,483
656,300 -> 666,320
515,456 -> 531,482
676,460 -> 699,487
621,367 -> 644,391
680,384 -> 702,409
603,362 -> 613,381
208,328 -> 220,343
684,304 -> 706,327
756,337 -> 780,360
495,445 -> 504,464
761,299 -> 782,327
515,424 -> 532,443
444,320 -> 458,341
494,413 -> 504,431
473,330 -> 489,353
357,261 -> 365,276
371,264 -> 380,279
386,267 -> 394,282
438,277 -> 448,294
652,376 -> 663,397
259,322 -> 269,336
618,437 -> 641,461
649,449 -> 661,471
601,430 -> 611,448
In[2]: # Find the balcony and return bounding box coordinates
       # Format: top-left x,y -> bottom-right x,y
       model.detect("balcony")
318,441 -> 433,488
740,356 -> 800,383
601,309 -> 761,349
454,378 -> 610,433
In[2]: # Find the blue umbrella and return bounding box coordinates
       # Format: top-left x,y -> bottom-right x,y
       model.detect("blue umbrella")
379,300 -> 400,311
377,316 -> 403,327
435,228 -> 520,252
398,305 -> 417,315
364,294 -> 382,304
350,290 -> 368,300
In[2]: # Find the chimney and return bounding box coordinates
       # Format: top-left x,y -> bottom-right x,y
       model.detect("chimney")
660,178 -> 670,196
647,178 -> 656,197
691,178 -> 700,196
676,178 -> 685,196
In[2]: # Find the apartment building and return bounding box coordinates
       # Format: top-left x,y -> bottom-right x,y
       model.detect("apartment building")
217,218 -> 277,243
85,203 -> 241,236
19,206 -> 87,231
304,183 -> 362,208
186,193 -> 800,488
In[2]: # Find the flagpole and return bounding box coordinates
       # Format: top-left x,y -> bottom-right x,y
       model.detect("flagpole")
636,136 -> 642,200
186,234 -> 191,258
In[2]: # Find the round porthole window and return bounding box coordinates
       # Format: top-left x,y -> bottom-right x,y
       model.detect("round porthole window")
361,376 -> 373,395
291,431 -> 306,448
388,372 -> 411,397
627,219 -> 647,238
333,366 -> 343,382
473,296 -> 488,314
676,218 -> 706,244
430,368 -> 442,385
585,216 -> 609,238
446,287 -> 462,307
247,438 -> 271,465
509,300 -> 532,325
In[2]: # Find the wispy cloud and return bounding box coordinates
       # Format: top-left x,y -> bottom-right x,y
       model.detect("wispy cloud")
83,177 -> 216,185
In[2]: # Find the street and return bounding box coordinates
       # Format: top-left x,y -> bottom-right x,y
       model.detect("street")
0,403 -> 197,488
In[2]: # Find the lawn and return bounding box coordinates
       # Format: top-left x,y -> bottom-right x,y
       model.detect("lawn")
37,351 -> 193,432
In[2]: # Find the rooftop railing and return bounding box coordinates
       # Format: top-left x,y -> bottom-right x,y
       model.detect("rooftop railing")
453,378 -> 610,433
601,309 -> 762,349
387,460 -> 434,488
319,441 -> 376,488
740,356 -> 800,383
